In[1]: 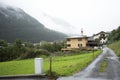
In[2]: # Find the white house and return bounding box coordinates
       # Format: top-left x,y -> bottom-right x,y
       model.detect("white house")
93,31 -> 109,44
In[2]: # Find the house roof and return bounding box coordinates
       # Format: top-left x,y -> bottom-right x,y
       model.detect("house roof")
66,35 -> 89,39
93,31 -> 110,36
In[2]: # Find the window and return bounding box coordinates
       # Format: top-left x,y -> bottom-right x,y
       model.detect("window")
78,44 -> 82,47
67,44 -> 71,47
80,44 -> 82,47
100,34 -> 105,37
103,37 -> 106,40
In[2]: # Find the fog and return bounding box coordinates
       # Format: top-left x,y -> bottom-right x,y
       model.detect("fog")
0,0 -> 120,36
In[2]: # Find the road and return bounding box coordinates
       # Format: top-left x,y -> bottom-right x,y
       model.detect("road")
57,47 -> 120,80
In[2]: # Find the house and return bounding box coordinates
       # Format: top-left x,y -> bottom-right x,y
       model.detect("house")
61,35 -> 99,51
61,29 -> 101,51
61,35 -> 87,51
93,31 -> 109,44
66,35 -> 88,49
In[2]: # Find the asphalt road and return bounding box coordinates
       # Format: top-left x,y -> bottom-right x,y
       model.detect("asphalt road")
57,47 -> 120,80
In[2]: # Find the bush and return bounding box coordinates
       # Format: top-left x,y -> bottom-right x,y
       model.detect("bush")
0,39 -> 63,62
18,48 -> 50,59
40,41 -> 63,52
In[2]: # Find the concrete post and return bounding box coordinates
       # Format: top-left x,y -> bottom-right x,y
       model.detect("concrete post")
34,58 -> 43,74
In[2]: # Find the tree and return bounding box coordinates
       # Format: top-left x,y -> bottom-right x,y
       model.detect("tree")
0,39 -> 8,47
108,26 -> 120,43
40,41 -> 54,52
12,39 -> 25,58
14,39 -> 23,48
0,39 -> 8,61
24,42 -> 34,48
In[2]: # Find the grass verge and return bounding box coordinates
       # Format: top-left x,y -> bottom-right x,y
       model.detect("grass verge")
108,40 -> 120,57
99,61 -> 107,72
0,50 -> 101,76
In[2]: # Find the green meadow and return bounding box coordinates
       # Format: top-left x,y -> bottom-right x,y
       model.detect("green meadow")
0,50 -> 101,76
108,40 -> 120,57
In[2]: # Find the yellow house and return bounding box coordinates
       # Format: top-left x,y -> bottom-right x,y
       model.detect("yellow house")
61,35 -> 89,51
61,29 -> 100,51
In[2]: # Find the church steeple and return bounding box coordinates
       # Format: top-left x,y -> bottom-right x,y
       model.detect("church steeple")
81,28 -> 83,36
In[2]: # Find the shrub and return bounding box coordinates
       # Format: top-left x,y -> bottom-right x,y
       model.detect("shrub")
18,49 -> 50,59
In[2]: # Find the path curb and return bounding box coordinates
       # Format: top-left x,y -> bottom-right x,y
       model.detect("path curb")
0,74 -> 46,79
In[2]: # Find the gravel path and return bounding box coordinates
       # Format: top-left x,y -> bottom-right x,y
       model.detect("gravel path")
57,47 -> 120,80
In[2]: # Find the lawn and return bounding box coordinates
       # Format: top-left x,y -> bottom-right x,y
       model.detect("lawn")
0,50 -> 101,76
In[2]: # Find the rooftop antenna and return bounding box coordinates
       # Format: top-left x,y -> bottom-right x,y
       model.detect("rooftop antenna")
81,28 -> 83,36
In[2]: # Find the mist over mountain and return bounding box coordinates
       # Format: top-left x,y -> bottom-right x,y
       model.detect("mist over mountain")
34,12 -> 78,36
0,3 -> 67,42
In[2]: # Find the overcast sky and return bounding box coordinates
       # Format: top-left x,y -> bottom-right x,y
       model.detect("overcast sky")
0,0 -> 120,36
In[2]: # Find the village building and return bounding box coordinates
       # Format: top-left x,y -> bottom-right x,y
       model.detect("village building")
66,35 -> 88,48
61,29 -> 99,51
93,31 -> 109,44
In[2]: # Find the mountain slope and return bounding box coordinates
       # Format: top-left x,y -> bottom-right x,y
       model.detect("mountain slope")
0,4 -> 67,42
35,12 -> 77,35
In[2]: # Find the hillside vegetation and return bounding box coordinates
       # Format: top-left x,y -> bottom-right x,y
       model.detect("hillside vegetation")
108,40 -> 120,57
108,26 -> 120,43
0,50 -> 101,76
0,4 -> 66,42
107,26 -> 120,57
0,39 -> 64,62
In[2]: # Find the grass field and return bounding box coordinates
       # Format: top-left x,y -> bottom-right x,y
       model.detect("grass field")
108,40 -> 120,57
0,50 -> 101,76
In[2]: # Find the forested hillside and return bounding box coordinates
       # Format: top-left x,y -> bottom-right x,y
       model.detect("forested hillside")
108,26 -> 120,43
108,26 -> 120,57
0,4 -> 66,42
